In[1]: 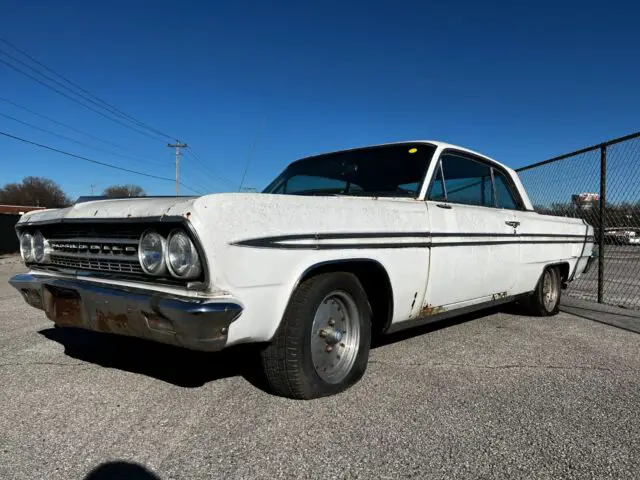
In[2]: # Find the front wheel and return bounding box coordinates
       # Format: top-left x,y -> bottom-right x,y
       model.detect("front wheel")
526,266 -> 562,316
260,272 -> 372,400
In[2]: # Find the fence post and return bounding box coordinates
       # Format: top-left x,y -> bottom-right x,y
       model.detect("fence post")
598,145 -> 607,303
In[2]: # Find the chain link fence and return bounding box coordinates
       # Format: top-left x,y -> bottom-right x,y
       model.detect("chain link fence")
516,131 -> 640,310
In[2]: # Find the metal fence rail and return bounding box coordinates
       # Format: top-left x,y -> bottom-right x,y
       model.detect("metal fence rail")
517,131 -> 640,310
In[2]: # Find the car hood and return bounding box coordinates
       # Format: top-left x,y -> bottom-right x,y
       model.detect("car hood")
17,192 -> 424,225
16,196 -> 200,225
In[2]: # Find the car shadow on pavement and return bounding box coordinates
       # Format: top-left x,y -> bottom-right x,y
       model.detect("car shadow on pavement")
84,461 -> 161,479
39,303 -> 516,392
38,327 -> 269,391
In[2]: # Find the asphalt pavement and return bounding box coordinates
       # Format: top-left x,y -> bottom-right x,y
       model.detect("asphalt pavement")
567,245 -> 640,309
0,261 -> 639,479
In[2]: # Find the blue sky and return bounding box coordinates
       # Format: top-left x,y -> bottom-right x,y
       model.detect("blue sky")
1,0 -> 638,200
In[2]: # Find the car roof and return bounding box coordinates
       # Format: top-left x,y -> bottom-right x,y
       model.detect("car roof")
294,140 -> 513,172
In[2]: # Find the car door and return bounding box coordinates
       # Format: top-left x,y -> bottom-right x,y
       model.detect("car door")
423,150 -> 521,308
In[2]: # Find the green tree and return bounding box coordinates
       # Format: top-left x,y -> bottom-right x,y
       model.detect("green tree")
102,184 -> 147,198
0,176 -> 71,208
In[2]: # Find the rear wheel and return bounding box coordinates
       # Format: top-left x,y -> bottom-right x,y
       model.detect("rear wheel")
260,272 -> 372,400
526,266 -> 562,316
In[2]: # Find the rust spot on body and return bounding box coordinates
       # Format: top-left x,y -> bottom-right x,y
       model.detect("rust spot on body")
421,304 -> 445,316
95,310 -> 111,332
54,298 -> 83,326
96,309 -> 130,331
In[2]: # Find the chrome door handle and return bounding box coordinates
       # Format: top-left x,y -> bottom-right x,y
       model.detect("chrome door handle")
436,203 -> 452,209
505,220 -> 520,228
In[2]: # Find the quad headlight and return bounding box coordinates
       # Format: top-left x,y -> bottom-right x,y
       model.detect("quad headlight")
166,229 -> 202,279
33,230 -> 46,262
19,230 -> 49,263
138,230 -> 167,276
20,232 -> 34,262
138,228 -> 202,280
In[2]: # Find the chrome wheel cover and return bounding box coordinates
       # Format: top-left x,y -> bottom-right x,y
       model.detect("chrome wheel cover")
310,290 -> 361,384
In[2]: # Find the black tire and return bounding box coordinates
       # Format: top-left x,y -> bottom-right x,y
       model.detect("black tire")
260,272 -> 372,400
526,266 -> 562,316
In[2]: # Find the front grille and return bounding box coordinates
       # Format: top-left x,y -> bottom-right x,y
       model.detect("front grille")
18,221 -> 205,285
50,254 -> 144,274
47,236 -> 141,275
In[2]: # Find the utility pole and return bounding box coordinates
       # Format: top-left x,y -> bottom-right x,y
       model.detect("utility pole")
167,140 -> 188,195
90,183 -> 98,195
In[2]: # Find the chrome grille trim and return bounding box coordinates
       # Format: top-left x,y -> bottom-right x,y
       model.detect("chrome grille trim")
48,237 -> 140,245
48,235 -> 140,275
50,255 -> 144,274
47,251 -> 139,261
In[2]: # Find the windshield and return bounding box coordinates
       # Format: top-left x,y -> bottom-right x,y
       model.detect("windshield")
262,143 -> 437,197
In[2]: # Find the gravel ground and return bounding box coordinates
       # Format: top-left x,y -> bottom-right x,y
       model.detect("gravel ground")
0,263 -> 639,479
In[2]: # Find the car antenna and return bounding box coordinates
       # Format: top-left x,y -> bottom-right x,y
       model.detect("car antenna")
238,115 -> 266,192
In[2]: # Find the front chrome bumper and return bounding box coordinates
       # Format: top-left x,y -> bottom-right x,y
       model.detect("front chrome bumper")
9,273 -> 242,352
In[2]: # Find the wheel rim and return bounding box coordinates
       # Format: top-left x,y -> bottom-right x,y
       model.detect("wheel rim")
542,270 -> 559,311
310,290 -> 361,384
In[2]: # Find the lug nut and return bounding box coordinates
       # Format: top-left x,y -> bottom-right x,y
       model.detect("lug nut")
328,319 -> 335,326
340,342 -> 345,347
326,345 -> 333,353
319,329 -> 326,337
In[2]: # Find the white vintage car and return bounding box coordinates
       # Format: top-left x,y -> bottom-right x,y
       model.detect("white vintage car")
10,141 -> 596,399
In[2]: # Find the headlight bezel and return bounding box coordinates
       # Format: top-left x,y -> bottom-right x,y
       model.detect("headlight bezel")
16,219 -> 208,288
33,230 -> 48,263
20,232 -> 34,262
138,229 -> 168,276
165,228 -> 202,280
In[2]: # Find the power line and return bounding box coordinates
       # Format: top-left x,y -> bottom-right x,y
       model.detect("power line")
0,54 -> 215,191
0,111 -> 166,169
3,88 -> 222,189
179,170 -> 215,195
0,47 -> 144,133
0,95 -> 146,154
0,130 -> 203,194
183,148 -> 236,187
0,56 -> 165,142
0,38 -> 175,141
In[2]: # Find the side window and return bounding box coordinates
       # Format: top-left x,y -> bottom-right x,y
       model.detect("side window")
493,170 -> 520,210
430,154 -> 493,207
429,164 -> 446,201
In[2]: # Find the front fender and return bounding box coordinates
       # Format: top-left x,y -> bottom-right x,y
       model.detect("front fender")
219,247 -> 428,346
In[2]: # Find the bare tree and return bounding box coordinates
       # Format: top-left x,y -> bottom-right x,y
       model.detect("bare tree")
0,176 -> 71,208
102,184 -> 147,198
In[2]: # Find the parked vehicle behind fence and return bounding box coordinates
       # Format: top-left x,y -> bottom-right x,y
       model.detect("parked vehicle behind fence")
10,140 -> 596,399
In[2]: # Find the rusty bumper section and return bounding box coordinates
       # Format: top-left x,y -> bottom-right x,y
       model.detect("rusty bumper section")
9,273 -> 242,352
